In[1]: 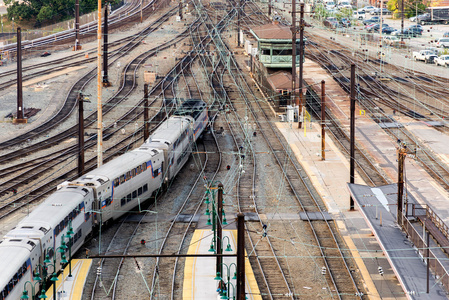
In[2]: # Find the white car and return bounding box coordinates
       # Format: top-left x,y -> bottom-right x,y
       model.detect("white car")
435,38 -> 449,48
359,6 -> 376,12
435,55 -> 449,67
353,11 -> 365,20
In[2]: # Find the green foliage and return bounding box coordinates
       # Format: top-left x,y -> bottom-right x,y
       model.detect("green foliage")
336,7 -> 353,20
314,3 -> 331,20
387,0 -> 427,18
5,0 -> 122,26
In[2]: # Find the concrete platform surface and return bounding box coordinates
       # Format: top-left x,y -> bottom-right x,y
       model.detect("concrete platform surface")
183,229 -> 261,300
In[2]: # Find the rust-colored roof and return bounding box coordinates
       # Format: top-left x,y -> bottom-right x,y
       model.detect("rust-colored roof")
250,23 -> 298,40
267,71 -> 299,91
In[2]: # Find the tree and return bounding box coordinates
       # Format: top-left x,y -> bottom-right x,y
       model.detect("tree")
387,0 -> 427,18
4,0 -> 121,26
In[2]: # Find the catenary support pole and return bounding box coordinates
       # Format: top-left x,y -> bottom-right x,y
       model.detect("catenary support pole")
97,0 -> 103,167
144,84 -> 149,141
298,2 -> 304,129
237,213 -> 245,300
321,80 -> 325,161
103,4 -> 110,87
216,183 -> 224,286
291,0 -> 296,108
268,0 -> 272,16
75,0 -> 81,50
16,27 -> 24,123
427,231 -> 430,294
350,63 -> 355,210
237,0 -> 241,47
397,147 -> 405,225
78,93 -> 85,176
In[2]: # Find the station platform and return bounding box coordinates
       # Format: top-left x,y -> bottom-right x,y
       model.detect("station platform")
348,183 -> 448,299
253,58 -> 449,298
44,259 -> 92,300
183,229 -> 261,300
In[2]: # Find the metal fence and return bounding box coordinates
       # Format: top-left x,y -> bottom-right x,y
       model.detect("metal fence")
403,205 -> 449,292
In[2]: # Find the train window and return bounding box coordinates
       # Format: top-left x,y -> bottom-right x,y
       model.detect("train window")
153,168 -> 158,177
105,197 -> 112,206
120,175 -> 125,184
121,197 -> 126,206
132,169 -> 136,177
65,216 -> 69,227
142,163 -> 146,171
127,193 -> 132,202
55,225 -> 59,235
126,171 -> 131,180
138,187 -> 143,196
114,178 -> 120,187
132,190 -> 137,198
143,184 -> 148,193
261,49 -> 270,55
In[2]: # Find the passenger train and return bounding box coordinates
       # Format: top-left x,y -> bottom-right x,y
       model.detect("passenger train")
0,99 -> 208,300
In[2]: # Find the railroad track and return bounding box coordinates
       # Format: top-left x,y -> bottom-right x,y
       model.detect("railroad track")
0,19 -> 204,219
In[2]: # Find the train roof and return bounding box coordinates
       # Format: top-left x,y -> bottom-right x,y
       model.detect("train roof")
9,186 -> 91,232
150,117 -> 191,144
0,239 -> 36,290
83,150 -> 155,180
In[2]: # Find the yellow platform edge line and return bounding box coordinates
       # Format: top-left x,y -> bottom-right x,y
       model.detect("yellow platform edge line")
45,259 -> 92,300
183,229 -> 204,300
231,230 -> 262,300
182,229 -> 262,300
72,259 -> 93,300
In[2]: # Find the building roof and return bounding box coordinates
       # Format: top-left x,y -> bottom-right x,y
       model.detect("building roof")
267,71 -> 299,91
250,22 -> 298,41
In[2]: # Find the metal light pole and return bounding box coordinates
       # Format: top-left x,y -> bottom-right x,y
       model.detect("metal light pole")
16,27 -> 24,123
97,0 -> 103,167
350,64 -> 355,211
291,0 -> 297,108
298,2 -> 305,129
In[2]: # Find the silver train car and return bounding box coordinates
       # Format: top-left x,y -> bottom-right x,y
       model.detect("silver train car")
0,99 -> 208,300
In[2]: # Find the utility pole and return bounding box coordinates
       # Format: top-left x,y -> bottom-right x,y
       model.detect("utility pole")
143,84 -> 149,141
400,0 -> 404,42
268,0 -> 272,16
141,0 -> 143,23
397,146 -> 406,225
75,0 -> 81,50
15,27 -> 26,124
97,0 -> 103,167
78,93 -> 85,176
291,0 -> 297,108
321,80 -> 325,161
237,0 -> 241,47
216,183 -> 224,288
236,213 -> 245,300
298,2 -> 304,129
350,64 -> 355,211
103,4 -> 110,87
179,1 -> 183,20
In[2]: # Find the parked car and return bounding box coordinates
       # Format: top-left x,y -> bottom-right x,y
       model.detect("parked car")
413,49 -> 438,63
409,13 -> 429,22
382,26 -> 397,34
359,5 -> 376,13
434,55 -> 449,67
363,16 -> 382,25
383,36 -> 405,47
340,17 -> 351,27
392,26 -> 422,37
353,10 -> 365,20
434,38 -> 449,48
367,23 -> 389,32
371,8 -> 391,15
323,17 -> 339,29
407,25 -> 423,36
